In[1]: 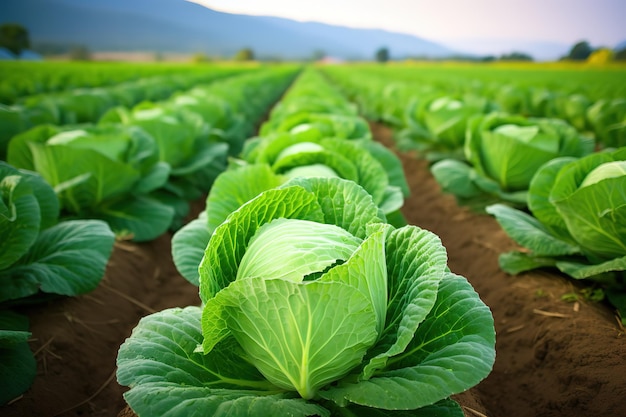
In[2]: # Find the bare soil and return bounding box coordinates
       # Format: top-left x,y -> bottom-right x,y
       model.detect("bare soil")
2,122 -> 625,417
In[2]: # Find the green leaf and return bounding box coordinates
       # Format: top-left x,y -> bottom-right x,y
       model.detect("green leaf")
0,171 -> 40,270
0,311 -> 36,405
321,139 -> 389,205
0,310 -> 31,346
8,166 -> 59,230
283,177 -> 385,239
556,255 -> 626,279
320,274 -> 495,410
272,149 -> 359,182
0,220 -> 114,302
95,195 -> 175,242
237,218 -> 362,283
199,186 -> 324,302
361,225 -> 448,379
357,140 -> 410,197
171,212 -> 211,286
497,251 -> 559,275
133,161 -> 171,194
170,142 -> 228,177
28,140 -> 141,213
119,106 -> 200,168
202,278 -> 378,399
548,148 -> 626,258
378,186 -> 405,216
320,226 -> 389,336
527,157 -> 578,239
205,164 -> 285,233
480,127 -> 555,191
486,204 -> 580,256
0,105 -> 27,160
430,159 -> 482,199
328,398 -> 464,417
7,124 -> 63,171
554,178 -> 626,259
123,383 -> 330,417
117,306 -> 329,417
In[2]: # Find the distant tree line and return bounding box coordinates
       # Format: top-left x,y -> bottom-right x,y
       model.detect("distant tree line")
3,22 -> 626,64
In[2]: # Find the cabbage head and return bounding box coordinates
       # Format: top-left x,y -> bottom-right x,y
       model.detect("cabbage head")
118,177 -> 495,417
398,95 -> 494,161
487,147 -> 626,322
432,112 -> 595,207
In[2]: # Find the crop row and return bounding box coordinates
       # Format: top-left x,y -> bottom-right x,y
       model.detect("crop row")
322,64 -> 626,326
0,61 -> 254,104
0,65 -> 262,156
323,64 -> 625,150
0,65 -> 298,404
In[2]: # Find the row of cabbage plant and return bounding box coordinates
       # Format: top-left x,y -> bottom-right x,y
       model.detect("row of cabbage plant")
0,61 -> 235,103
0,65 -> 257,159
116,68 -> 496,417
323,64 -> 626,325
323,65 -> 625,153
0,64 -> 298,405
3,67 -> 299,242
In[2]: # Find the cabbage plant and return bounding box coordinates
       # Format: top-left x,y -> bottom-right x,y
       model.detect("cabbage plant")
259,112 -> 372,141
7,124 -> 174,241
0,161 -> 115,302
397,95 -> 494,161
431,113 -> 595,207
1,162 -> 115,403
117,177 -> 495,417
486,147 -> 626,321
586,98 -> 626,148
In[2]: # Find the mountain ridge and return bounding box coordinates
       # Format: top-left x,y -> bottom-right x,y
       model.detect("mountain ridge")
0,0 -> 459,59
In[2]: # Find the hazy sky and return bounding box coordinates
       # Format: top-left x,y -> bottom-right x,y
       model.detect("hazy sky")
188,0 -> 625,48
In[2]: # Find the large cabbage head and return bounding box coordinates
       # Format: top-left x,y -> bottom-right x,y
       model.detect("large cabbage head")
420,95 -> 493,150
198,177 -> 492,409
466,113 -> 595,192
530,147 -> 626,262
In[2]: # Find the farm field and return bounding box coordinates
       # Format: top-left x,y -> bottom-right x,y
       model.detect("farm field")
1,61 -> 625,417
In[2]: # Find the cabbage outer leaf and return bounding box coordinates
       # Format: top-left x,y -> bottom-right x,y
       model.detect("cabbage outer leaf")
486,204 -> 580,257
319,274 -> 495,410
0,311 -> 36,405
117,306 -> 330,417
202,278 -> 378,399
0,219 -> 114,302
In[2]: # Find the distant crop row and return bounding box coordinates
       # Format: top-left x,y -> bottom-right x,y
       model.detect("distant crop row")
0,65 -> 259,157
323,63 -> 626,325
324,63 -> 625,150
0,61 -> 258,104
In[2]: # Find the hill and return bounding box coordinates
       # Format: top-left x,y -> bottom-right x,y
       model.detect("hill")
0,0 -> 458,59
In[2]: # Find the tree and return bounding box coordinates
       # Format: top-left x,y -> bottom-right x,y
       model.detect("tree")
234,48 -> 254,61
565,41 -> 593,61
0,23 -> 30,55
375,47 -> 389,63
615,47 -> 626,61
499,51 -> 534,61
